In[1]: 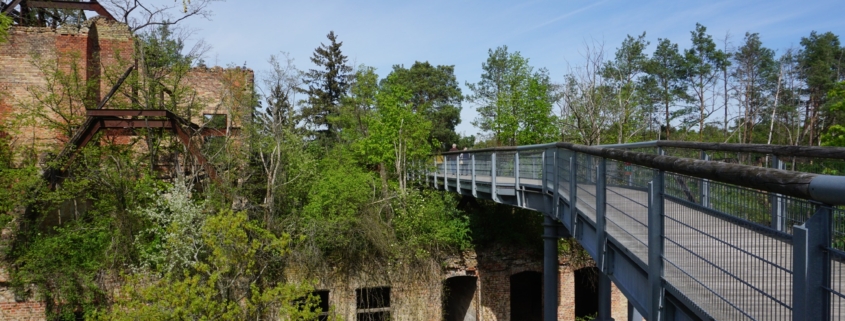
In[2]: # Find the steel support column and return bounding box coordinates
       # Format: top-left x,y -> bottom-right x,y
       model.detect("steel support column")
543,214 -> 561,321
492,153 -> 500,203
770,155 -> 785,232
699,150 -> 710,208
596,157 -> 614,321
629,301 -> 644,321
792,206 -> 831,321
569,155 -> 578,230
648,170 -> 665,321
471,154 -> 477,198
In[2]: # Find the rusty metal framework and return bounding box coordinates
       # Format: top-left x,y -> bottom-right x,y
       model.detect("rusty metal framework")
1,0 -> 114,27
52,109 -> 235,185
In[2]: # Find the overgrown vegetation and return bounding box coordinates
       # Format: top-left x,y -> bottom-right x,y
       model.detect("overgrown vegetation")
1,6 -> 843,319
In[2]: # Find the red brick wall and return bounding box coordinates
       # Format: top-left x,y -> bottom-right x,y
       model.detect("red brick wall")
181,66 -> 254,128
0,18 -> 133,153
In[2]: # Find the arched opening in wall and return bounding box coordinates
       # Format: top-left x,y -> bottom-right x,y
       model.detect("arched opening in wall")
510,271 -> 542,321
574,267 -> 599,320
443,275 -> 478,321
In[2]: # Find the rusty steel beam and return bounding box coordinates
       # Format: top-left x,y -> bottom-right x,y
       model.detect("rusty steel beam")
96,66 -> 134,109
1,0 -> 23,14
101,119 -> 171,128
26,0 -> 115,20
198,127 -> 240,137
87,109 -> 169,117
167,115 -> 219,182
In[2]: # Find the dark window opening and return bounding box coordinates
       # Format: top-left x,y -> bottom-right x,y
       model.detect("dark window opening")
575,267 -> 599,320
314,290 -> 330,321
443,276 -> 478,321
510,271 -> 542,321
356,287 -> 390,321
203,113 -> 227,128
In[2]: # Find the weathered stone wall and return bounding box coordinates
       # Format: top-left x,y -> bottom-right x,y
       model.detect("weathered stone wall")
308,245 -> 630,321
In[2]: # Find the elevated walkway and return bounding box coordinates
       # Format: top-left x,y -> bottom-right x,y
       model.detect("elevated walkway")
422,141 -> 845,321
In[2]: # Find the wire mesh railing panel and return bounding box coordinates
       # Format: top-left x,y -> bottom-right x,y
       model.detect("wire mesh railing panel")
543,150 -> 555,190
833,208 -> 845,252
625,146 -> 658,155
604,159 -> 651,263
660,147 -> 702,160
496,151 -> 516,180
434,157 -> 446,177
443,155 -> 460,178
557,149 -> 573,198
518,151 -> 544,185
606,160 -> 652,190
474,153 -> 493,182
784,156 -> 845,176
831,251 -> 845,321
576,153 -> 598,221
663,196 -> 794,321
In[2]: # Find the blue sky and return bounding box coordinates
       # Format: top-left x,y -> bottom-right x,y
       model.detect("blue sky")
159,0 -> 844,137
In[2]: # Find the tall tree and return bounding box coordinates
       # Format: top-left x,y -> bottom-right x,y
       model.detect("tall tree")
644,38 -> 687,140
797,31 -> 844,146
467,46 -> 556,146
300,31 -> 352,143
602,32 -> 650,143
683,23 -> 729,141
380,62 -> 462,149
732,32 -> 777,144
558,40 -> 610,145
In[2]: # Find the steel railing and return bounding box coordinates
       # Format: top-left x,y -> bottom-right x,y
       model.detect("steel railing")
418,141 -> 845,321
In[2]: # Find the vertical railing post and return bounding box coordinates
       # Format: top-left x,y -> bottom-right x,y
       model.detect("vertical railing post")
792,206 -> 831,321
457,153 -> 461,192
648,170 -> 665,321
699,150 -> 710,208
492,153 -> 499,203
515,152 -> 521,206
542,150 -> 549,196
543,214 -> 561,321
443,155 -> 448,191
596,157 -> 613,321
433,157 -> 438,189
471,154 -> 477,198
770,155 -> 785,232
553,149 -> 561,221
569,154 -> 578,231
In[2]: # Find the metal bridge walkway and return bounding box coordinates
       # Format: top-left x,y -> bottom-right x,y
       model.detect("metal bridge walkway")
421,141 -> 845,321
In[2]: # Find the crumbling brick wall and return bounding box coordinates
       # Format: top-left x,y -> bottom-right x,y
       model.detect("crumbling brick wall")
0,18 -> 133,152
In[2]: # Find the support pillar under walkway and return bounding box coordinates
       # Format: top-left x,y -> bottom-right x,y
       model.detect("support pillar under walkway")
595,271 -> 615,321
543,214 -> 566,321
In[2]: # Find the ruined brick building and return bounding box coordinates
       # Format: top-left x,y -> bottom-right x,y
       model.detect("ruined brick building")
0,6 -> 630,321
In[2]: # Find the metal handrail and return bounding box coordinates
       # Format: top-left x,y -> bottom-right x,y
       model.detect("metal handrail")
434,142 -> 845,205
597,140 -> 845,159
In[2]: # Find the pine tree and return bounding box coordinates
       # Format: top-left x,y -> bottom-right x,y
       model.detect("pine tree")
684,23 -> 729,141
797,31 -> 844,145
300,31 -> 353,143
644,38 -> 687,140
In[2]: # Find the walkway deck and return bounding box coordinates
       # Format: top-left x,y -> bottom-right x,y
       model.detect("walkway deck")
431,171 -> 840,321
